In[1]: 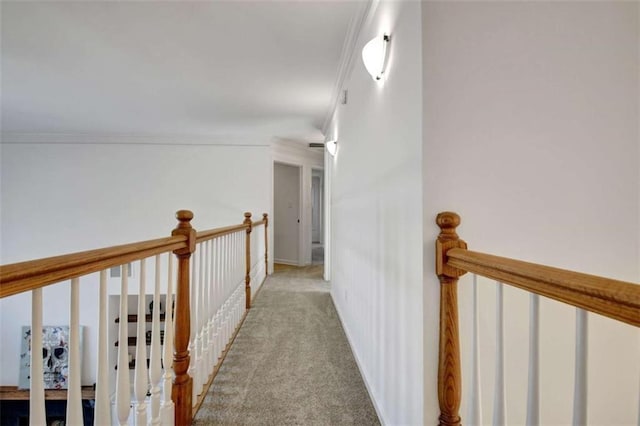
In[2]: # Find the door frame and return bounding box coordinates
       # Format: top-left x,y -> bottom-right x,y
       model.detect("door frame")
311,167 -> 324,245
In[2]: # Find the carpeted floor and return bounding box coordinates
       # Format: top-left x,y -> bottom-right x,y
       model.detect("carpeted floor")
193,265 -> 380,426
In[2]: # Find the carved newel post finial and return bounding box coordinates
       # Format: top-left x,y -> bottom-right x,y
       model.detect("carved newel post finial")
436,212 -> 467,279
436,212 -> 460,240
435,211 -> 467,426
244,212 -> 252,233
175,209 -> 193,227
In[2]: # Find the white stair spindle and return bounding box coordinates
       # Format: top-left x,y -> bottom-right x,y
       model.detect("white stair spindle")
30,288 -> 46,425
214,237 -> 221,362
94,270 -> 111,426
161,254 -> 175,425
493,281 -> 506,426
208,240 -> 215,371
116,265 -> 131,425
572,309 -> 588,426
149,255 -> 163,425
198,242 -> 206,392
134,259 -> 149,426
66,278 -> 83,425
212,238 -> 219,363
190,246 -> 199,404
468,274 -> 482,426
526,294 -> 540,426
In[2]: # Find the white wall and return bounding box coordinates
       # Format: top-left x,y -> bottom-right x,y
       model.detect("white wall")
273,162 -> 301,265
328,1 -> 424,424
422,2 -> 639,425
0,138 -> 271,386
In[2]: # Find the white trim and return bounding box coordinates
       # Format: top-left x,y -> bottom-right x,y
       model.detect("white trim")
0,132 -> 271,146
321,0 -> 376,136
330,291 -> 387,426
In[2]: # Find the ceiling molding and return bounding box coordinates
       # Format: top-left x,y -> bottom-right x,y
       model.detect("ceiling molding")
0,132 -> 272,146
321,0 -> 378,137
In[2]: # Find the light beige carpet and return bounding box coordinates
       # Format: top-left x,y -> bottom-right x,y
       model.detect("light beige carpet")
193,266 -> 380,426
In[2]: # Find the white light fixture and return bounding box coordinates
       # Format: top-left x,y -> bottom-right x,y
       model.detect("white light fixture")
362,33 -> 390,81
326,140 -> 338,156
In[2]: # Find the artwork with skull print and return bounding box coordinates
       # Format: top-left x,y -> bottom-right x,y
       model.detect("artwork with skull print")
18,325 -> 83,389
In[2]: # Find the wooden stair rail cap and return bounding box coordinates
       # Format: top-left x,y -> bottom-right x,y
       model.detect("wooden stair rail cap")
436,212 -> 468,280
243,212 -> 253,233
172,210 -> 196,256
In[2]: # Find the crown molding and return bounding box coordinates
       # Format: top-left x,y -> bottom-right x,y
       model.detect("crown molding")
0,132 -> 271,146
321,0 -> 378,136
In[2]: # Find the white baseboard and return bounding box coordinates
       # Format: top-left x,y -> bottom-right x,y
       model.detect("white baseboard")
330,291 -> 387,426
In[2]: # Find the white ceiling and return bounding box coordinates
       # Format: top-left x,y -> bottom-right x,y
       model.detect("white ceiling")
1,1 -> 363,143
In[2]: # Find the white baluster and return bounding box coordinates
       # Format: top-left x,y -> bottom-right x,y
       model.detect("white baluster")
493,281 -> 506,426
468,274 -> 482,426
66,278 -> 83,425
526,294 -> 540,426
224,235 -> 230,347
238,231 -> 242,290
30,288 -> 46,425
149,255 -> 163,425
217,311 -> 223,360
161,254 -> 175,425
94,270 -> 111,426
115,265 -> 131,425
211,238 -> 219,364
198,242 -> 206,392
208,240 -> 216,371
134,260 -> 148,426
190,246 -> 199,405
572,309 -> 588,426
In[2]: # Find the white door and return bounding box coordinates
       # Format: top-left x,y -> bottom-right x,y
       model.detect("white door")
274,163 -> 300,265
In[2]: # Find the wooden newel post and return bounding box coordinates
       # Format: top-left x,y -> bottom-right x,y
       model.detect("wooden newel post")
171,210 -> 196,426
436,212 -> 467,426
263,213 -> 269,276
244,212 -> 252,309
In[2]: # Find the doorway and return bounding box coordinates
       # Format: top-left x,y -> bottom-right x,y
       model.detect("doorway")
311,168 -> 324,265
273,162 -> 301,265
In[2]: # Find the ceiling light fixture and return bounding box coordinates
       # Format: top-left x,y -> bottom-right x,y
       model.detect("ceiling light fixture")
326,140 -> 338,156
362,33 -> 390,81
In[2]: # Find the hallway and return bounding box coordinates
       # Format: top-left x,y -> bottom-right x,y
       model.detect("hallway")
193,265 -> 380,425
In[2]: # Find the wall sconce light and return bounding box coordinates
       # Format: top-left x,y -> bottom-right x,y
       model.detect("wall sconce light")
362,33 -> 390,81
326,140 -> 338,156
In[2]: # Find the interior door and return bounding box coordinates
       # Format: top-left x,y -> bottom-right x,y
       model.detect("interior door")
274,163 -> 300,265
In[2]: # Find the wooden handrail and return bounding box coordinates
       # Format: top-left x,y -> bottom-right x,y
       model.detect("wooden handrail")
446,248 -> 640,327
0,209 -> 270,426
251,218 -> 266,227
195,223 -> 249,243
0,235 -> 188,299
434,211 -> 640,426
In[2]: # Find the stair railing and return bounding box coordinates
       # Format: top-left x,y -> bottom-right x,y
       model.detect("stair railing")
0,210 -> 269,426
435,211 -> 640,426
